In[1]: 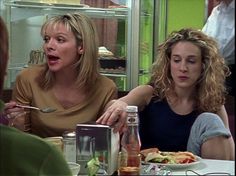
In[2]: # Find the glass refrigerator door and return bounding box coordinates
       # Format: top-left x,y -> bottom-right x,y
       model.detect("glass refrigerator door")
2,0 -> 165,91
138,0 -> 155,87
129,0 -> 167,89
127,0 -> 167,90
2,0 -> 129,90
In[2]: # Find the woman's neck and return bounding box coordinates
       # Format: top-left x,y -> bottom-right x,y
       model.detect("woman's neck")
174,86 -> 195,101
54,69 -> 77,86
167,87 -> 196,115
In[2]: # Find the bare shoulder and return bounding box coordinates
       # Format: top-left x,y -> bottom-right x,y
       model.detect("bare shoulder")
120,85 -> 154,109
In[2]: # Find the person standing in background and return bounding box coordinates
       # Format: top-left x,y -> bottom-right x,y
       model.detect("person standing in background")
0,16 -> 72,176
202,0 -> 235,96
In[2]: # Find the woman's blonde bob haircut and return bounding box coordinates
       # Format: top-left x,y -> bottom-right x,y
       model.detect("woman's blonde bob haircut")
38,12 -> 100,92
149,28 -> 230,113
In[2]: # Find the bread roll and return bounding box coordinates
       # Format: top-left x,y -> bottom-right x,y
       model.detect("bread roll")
140,148 -> 159,161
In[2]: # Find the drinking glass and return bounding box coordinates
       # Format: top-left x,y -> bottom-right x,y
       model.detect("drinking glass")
117,152 -> 141,176
67,162 -> 80,176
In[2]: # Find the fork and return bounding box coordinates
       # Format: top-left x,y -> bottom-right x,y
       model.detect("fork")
15,104 -> 56,113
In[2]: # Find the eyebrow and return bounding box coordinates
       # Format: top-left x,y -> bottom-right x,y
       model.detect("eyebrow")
172,54 -> 198,58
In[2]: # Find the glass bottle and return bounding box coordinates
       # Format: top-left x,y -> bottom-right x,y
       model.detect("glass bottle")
119,105 -> 141,175
62,131 -> 76,162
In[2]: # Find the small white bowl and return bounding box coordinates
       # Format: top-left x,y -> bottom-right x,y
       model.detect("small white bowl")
67,162 -> 80,176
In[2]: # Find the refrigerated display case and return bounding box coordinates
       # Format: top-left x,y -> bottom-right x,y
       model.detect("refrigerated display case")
2,0 -> 166,91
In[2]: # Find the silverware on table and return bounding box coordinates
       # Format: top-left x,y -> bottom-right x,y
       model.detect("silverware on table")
16,104 -> 56,113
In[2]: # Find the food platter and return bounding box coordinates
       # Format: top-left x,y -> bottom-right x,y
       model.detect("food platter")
143,156 -> 201,169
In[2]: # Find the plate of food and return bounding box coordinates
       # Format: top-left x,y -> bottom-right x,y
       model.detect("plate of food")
140,148 -> 201,169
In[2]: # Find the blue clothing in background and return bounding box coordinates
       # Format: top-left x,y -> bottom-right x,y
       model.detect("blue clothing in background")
139,98 -> 198,151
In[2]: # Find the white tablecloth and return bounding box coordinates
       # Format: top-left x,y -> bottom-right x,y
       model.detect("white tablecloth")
81,158 -> 235,175
172,159 -> 235,175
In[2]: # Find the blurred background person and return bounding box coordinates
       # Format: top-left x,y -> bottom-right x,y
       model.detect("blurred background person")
202,0 -> 235,96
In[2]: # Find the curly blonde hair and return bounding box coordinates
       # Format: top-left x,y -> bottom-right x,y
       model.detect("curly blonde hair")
149,28 -> 230,113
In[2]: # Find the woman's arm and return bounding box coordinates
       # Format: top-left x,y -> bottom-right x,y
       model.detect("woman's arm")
119,85 -> 153,111
96,85 -> 153,132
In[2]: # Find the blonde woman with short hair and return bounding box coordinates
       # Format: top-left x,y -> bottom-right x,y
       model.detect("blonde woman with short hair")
4,13 -> 117,137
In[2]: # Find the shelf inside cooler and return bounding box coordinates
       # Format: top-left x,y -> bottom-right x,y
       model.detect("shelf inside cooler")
99,57 -> 126,75
5,1 -> 129,20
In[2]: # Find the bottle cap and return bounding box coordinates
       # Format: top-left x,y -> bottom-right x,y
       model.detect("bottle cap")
126,106 -> 138,112
63,131 -> 76,139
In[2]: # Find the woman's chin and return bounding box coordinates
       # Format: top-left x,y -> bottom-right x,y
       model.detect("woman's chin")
48,65 -> 60,72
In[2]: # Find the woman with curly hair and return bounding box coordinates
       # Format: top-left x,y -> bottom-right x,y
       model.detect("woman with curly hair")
97,28 -> 235,160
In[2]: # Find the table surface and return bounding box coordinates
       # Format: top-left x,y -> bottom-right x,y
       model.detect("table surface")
171,158 -> 235,175
81,158 -> 235,175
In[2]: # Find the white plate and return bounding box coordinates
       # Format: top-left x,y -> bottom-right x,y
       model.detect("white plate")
143,156 -> 201,170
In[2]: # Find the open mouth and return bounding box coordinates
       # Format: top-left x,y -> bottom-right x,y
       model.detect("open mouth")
47,55 -> 60,61
47,55 -> 60,65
